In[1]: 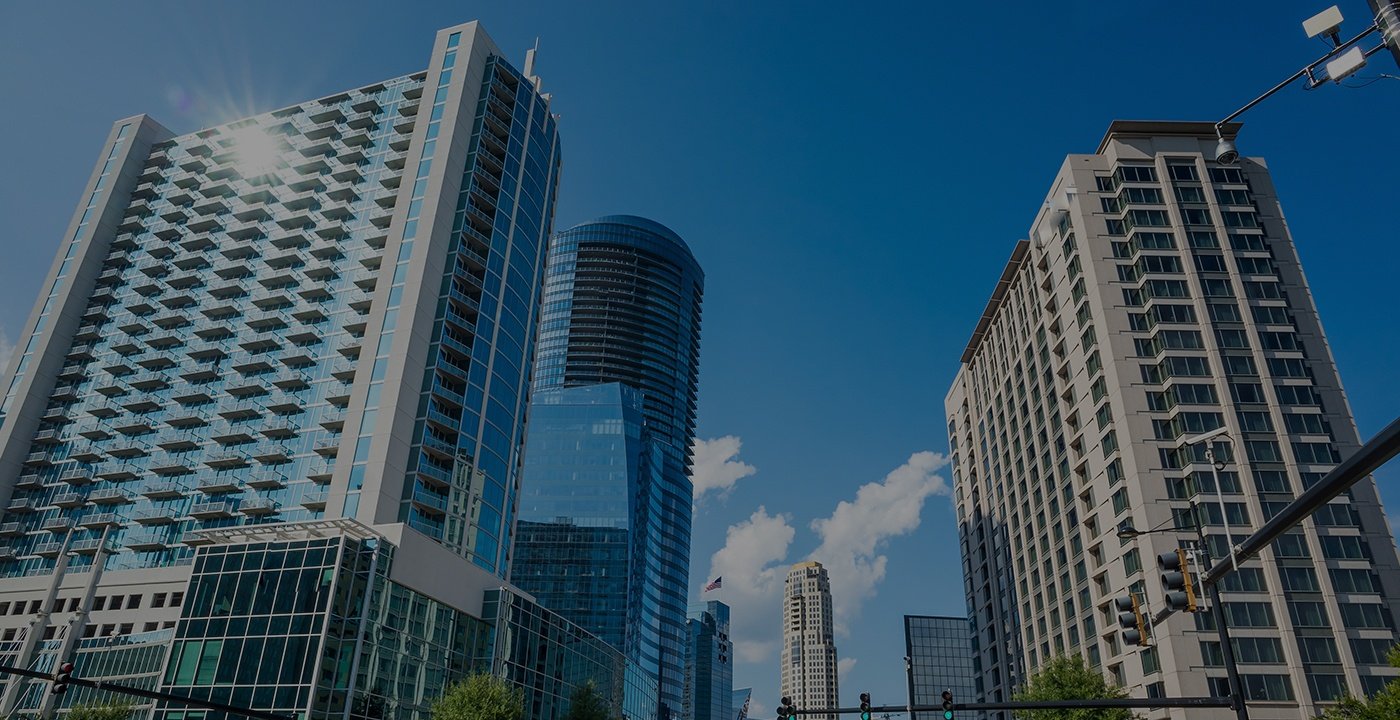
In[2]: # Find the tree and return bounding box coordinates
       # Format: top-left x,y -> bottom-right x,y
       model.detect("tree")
1012,654 -> 1132,720
431,673 -> 524,720
1321,644 -> 1400,719
563,681 -> 612,720
66,703 -> 134,720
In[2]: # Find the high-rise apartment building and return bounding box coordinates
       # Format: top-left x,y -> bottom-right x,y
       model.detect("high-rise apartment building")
947,121 -> 1400,719
0,21 -> 654,720
780,561 -> 839,719
732,688 -> 752,720
682,600 -> 733,720
903,615 -> 977,720
518,215 -> 705,717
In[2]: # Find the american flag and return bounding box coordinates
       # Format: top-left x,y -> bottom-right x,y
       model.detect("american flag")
704,577 -> 723,592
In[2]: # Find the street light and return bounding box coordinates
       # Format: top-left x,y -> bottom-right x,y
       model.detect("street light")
1214,3 -> 1400,155
1184,427 -> 1241,576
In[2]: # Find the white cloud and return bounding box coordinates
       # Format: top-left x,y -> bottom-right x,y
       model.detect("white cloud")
708,506 -> 796,662
692,435 -> 757,503
748,699 -> 769,720
837,657 -> 858,682
809,451 -> 951,633
0,328 -> 13,377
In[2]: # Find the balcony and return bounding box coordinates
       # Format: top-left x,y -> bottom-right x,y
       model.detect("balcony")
15,472 -> 45,490
6,498 -> 38,514
69,444 -> 104,463
155,432 -> 201,452
112,419 -> 156,436
261,420 -> 299,439
411,488 -> 448,516
421,433 -> 458,460
0,522 -> 25,538
140,481 -> 187,500
241,498 -> 279,516
248,472 -> 287,490
95,464 -> 142,482
89,488 -> 135,506
35,542 -> 65,558
60,469 -> 95,485
52,493 -> 88,509
42,517 -> 74,533
299,492 -> 328,511
79,512 -> 121,529
313,438 -> 340,457
106,440 -> 151,459
32,428 -> 62,445
126,534 -> 169,552
198,477 -> 242,494
415,461 -> 453,489
190,502 -> 236,519
205,452 -> 250,470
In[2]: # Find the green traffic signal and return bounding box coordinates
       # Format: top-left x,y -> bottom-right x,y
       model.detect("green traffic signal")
943,712 -> 953,720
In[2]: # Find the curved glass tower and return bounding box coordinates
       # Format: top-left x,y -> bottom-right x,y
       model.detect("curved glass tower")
519,215 -> 704,719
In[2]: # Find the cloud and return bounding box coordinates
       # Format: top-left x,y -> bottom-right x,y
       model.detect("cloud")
809,451 -> 951,633
707,506 -> 796,662
0,328 -> 13,377
838,657 -> 857,682
692,435 -> 757,502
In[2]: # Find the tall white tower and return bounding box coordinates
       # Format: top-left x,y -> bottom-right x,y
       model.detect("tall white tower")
780,561 -> 839,719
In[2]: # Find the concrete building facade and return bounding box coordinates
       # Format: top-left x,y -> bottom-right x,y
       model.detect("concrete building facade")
946,121 -> 1400,719
780,561 -> 838,719
0,20 -> 654,720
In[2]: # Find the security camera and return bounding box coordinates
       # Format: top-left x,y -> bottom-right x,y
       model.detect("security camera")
1214,137 -> 1239,165
1184,426 -> 1231,446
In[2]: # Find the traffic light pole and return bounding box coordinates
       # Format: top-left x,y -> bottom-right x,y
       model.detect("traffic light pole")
1190,499 -> 1248,720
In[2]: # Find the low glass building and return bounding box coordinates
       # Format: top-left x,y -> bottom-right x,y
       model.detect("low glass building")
903,615 -> 976,720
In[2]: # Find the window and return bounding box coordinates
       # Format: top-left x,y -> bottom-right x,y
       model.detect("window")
1275,384 -> 1321,406
1115,165 -> 1158,183
1218,567 -> 1268,592
1194,253 -> 1227,272
1145,279 -> 1190,298
1169,164 -> 1199,181
1230,383 -> 1265,404
1338,603 -> 1390,629
1209,302 -> 1243,323
1293,442 -> 1340,464
1236,411 -> 1274,432
1268,357 -> 1311,379
1321,535 -> 1369,560
1351,638 -> 1396,665
1209,167 -> 1246,184
1215,188 -> 1251,205
1272,532 -> 1311,558
1150,304 -> 1196,324
1229,233 -> 1267,251
1175,185 -> 1206,203
1259,332 -> 1300,351
1244,281 -> 1283,299
1111,488 -> 1130,515
1279,567 -> 1320,592
1289,601 -> 1329,627
1329,569 -> 1381,593
1223,355 -> 1257,376
1181,208 -> 1212,225
1122,186 -> 1164,204
1245,440 -> 1283,462
1187,230 -> 1219,248
1216,329 -> 1250,349
1200,278 -> 1234,297
1283,413 -> 1327,434
1253,470 -> 1291,492
1137,254 -> 1183,274
1236,257 -> 1274,275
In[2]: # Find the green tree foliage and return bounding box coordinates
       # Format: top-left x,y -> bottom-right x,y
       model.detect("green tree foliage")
1321,645 -> 1400,719
66,703 -> 134,720
431,673 -> 524,720
563,681 -> 613,720
1012,655 -> 1132,720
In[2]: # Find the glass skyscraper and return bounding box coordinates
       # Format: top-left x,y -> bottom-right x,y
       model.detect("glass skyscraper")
518,215 -> 705,719
682,601 -> 733,720
513,383 -> 667,683
0,21 -> 654,720
903,615 -> 977,720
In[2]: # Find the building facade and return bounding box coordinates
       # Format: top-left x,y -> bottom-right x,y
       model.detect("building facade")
903,615 -> 977,720
0,20 -> 654,720
682,601 -> 732,720
731,688 -> 751,720
780,562 -> 838,719
522,215 -> 705,718
512,383 -> 668,694
946,121 -> 1400,719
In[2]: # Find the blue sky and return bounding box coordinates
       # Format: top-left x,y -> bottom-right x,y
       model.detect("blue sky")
2,0 -> 1399,716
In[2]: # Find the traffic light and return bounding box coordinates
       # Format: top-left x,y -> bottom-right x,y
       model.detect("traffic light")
859,692 -> 871,720
51,661 -> 74,695
1159,548 -> 1198,613
1115,595 -> 1148,647
941,690 -> 954,720
777,696 -> 794,720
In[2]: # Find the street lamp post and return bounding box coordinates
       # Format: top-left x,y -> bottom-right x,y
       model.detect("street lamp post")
1118,511 -> 1249,720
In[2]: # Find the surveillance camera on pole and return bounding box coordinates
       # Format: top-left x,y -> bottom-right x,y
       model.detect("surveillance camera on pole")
1185,426 -> 1231,447
1303,5 -> 1346,45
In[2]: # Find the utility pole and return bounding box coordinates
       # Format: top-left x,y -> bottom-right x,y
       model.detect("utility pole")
0,530 -> 75,716
38,524 -> 115,719
1189,500 -> 1249,720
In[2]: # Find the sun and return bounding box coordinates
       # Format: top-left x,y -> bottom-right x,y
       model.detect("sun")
227,126 -> 284,178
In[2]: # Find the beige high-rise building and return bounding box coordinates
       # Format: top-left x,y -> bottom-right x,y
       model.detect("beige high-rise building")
780,561 -> 839,718
946,121 -> 1400,720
